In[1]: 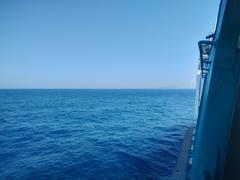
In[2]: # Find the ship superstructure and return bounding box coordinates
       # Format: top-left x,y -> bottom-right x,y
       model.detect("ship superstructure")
172,0 -> 240,179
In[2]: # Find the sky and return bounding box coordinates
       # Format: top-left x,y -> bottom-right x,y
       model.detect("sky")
0,0 -> 220,89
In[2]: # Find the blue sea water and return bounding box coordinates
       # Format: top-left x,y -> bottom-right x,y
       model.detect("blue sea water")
0,89 -> 195,179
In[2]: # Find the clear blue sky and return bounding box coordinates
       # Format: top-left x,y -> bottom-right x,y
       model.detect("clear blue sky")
0,0 -> 220,89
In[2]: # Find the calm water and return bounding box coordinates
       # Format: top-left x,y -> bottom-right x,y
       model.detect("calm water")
0,89 -> 195,179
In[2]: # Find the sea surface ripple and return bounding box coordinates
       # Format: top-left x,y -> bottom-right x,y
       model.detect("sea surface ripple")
0,89 -> 195,179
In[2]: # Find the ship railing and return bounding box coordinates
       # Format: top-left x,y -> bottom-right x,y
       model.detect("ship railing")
188,33 -> 216,179
198,34 -> 215,78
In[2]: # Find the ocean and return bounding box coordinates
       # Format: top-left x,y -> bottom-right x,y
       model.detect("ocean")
0,89 -> 195,179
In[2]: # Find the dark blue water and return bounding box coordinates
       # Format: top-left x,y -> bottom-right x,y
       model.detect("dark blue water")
0,89 -> 195,179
